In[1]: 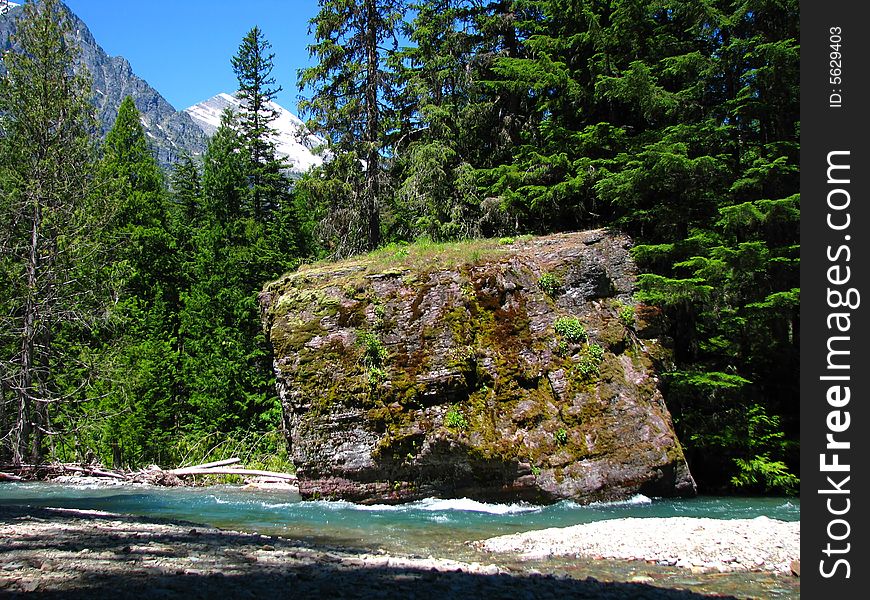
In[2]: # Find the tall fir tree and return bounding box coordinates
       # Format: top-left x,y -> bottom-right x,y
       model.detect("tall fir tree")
97,96 -> 181,466
299,0 -> 405,256
231,26 -> 288,222
391,0 -> 485,240
179,112 -> 283,440
0,0 -> 105,464
170,155 -> 202,225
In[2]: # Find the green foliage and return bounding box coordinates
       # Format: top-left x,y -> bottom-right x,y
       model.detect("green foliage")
554,317 -> 587,343
618,305 -> 636,328
445,406 -> 469,430
586,343 -> 605,362
96,96 -> 184,466
554,428 -> 568,446
231,26 -> 289,221
538,272 -> 562,298
729,405 -> 798,494
367,366 -> 388,387
357,331 -> 387,368
299,0 -> 404,255
732,455 -> 799,495
0,0 -> 104,463
576,347 -> 604,380
174,429 -> 294,477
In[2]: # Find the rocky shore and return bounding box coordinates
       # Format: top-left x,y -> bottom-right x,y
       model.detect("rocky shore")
475,516 -> 800,574
0,504 -> 796,598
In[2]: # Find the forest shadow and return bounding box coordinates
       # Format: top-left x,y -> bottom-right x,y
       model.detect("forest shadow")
0,505 -> 736,599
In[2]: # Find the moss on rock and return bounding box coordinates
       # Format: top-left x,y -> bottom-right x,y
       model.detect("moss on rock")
260,230 -> 696,504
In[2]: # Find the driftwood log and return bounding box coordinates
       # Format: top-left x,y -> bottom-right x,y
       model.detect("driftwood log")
170,467 -> 296,480
0,459 -> 296,486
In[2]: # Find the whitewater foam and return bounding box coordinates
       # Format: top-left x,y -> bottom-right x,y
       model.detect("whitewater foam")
587,494 -> 653,508
413,497 -> 542,514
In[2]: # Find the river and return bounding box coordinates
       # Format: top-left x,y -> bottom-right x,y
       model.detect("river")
0,482 -> 799,598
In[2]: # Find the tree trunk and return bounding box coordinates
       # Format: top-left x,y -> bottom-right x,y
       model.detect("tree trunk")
13,201 -> 40,466
364,0 -> 381,251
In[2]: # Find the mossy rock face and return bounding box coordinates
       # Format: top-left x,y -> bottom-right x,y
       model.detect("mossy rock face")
259,230 -> 696,504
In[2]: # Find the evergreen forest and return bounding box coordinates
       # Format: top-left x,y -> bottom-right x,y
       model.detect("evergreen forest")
0,0 -> 799,494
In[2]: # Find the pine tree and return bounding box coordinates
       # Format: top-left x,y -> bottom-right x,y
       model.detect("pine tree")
231,26 -> 288,221
393,0 -> 543,239
178,112 -> 284,440
201,110 -> 247,224
97,96 -> 180,466
170,155 -> 202,225
391,0 -> 486,240
0,0 -> 104,464
299,0 -> 405,256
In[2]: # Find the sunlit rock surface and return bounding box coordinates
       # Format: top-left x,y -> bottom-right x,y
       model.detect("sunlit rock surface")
260,231 -> 696,504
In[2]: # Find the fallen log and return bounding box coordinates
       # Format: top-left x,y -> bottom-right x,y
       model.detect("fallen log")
170,458 -> 241,475
59,465 -> 128,480
0,472 -> 23,481
173,467 -> 296,481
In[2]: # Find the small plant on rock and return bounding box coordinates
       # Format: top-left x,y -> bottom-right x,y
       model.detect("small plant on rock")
555,428 -> 568,446
445,406 -> 469,430
554,316 -> 587,343
618,304 -> 636,328
538,272 -> 562,297
587,343 -> 605,361
367,366 -> 387,386
576,343 -> 605,379
357,331 -> 387,367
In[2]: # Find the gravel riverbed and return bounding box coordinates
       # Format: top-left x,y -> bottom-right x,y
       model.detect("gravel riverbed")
0,504 -> 796,598
475,516 -> 800,574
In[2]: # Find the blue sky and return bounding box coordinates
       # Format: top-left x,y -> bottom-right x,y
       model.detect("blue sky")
63,1 -> 323,112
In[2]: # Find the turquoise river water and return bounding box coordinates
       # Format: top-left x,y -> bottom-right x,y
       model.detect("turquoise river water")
0,483 -> 799,598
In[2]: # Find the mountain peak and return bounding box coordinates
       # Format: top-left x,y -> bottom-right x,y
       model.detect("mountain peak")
185,93 -> 324,175
1,1 -> 207,169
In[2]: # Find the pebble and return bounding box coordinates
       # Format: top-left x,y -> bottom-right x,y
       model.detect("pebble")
478,516 -> 800,574
0,504 -> 798,599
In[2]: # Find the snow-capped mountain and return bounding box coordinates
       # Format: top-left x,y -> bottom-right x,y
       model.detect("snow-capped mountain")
185,93 -> 325,175
1,2 -> 207,168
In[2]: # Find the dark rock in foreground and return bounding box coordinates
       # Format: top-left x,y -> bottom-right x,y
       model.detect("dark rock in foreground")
259,231 -> 696,504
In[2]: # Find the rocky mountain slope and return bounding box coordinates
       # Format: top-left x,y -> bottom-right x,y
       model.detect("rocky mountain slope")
0,2 -> 206,168
185,93 -> 324,175
259,231 -> 697,504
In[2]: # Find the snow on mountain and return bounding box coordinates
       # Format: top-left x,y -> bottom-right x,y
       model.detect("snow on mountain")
184,93 -> 325,174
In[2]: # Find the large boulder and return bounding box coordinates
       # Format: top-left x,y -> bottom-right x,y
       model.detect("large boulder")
259,231 -> 696,504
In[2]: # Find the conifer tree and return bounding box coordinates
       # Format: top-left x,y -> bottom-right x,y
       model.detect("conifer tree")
299,0 -> 404,256
201,110 -> 248,223
232,26 -> 288,221
0,0 -> 104,464
170,155 -> 202,224
98,96 -> 180,466
178,112 -> 283,438
391,0 -> 483,240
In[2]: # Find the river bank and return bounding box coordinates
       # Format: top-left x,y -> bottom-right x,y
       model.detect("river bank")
0,505 -> 804,600
0,482 -> 800,598
475,516 -> 800,574
1,504 -> 746,599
